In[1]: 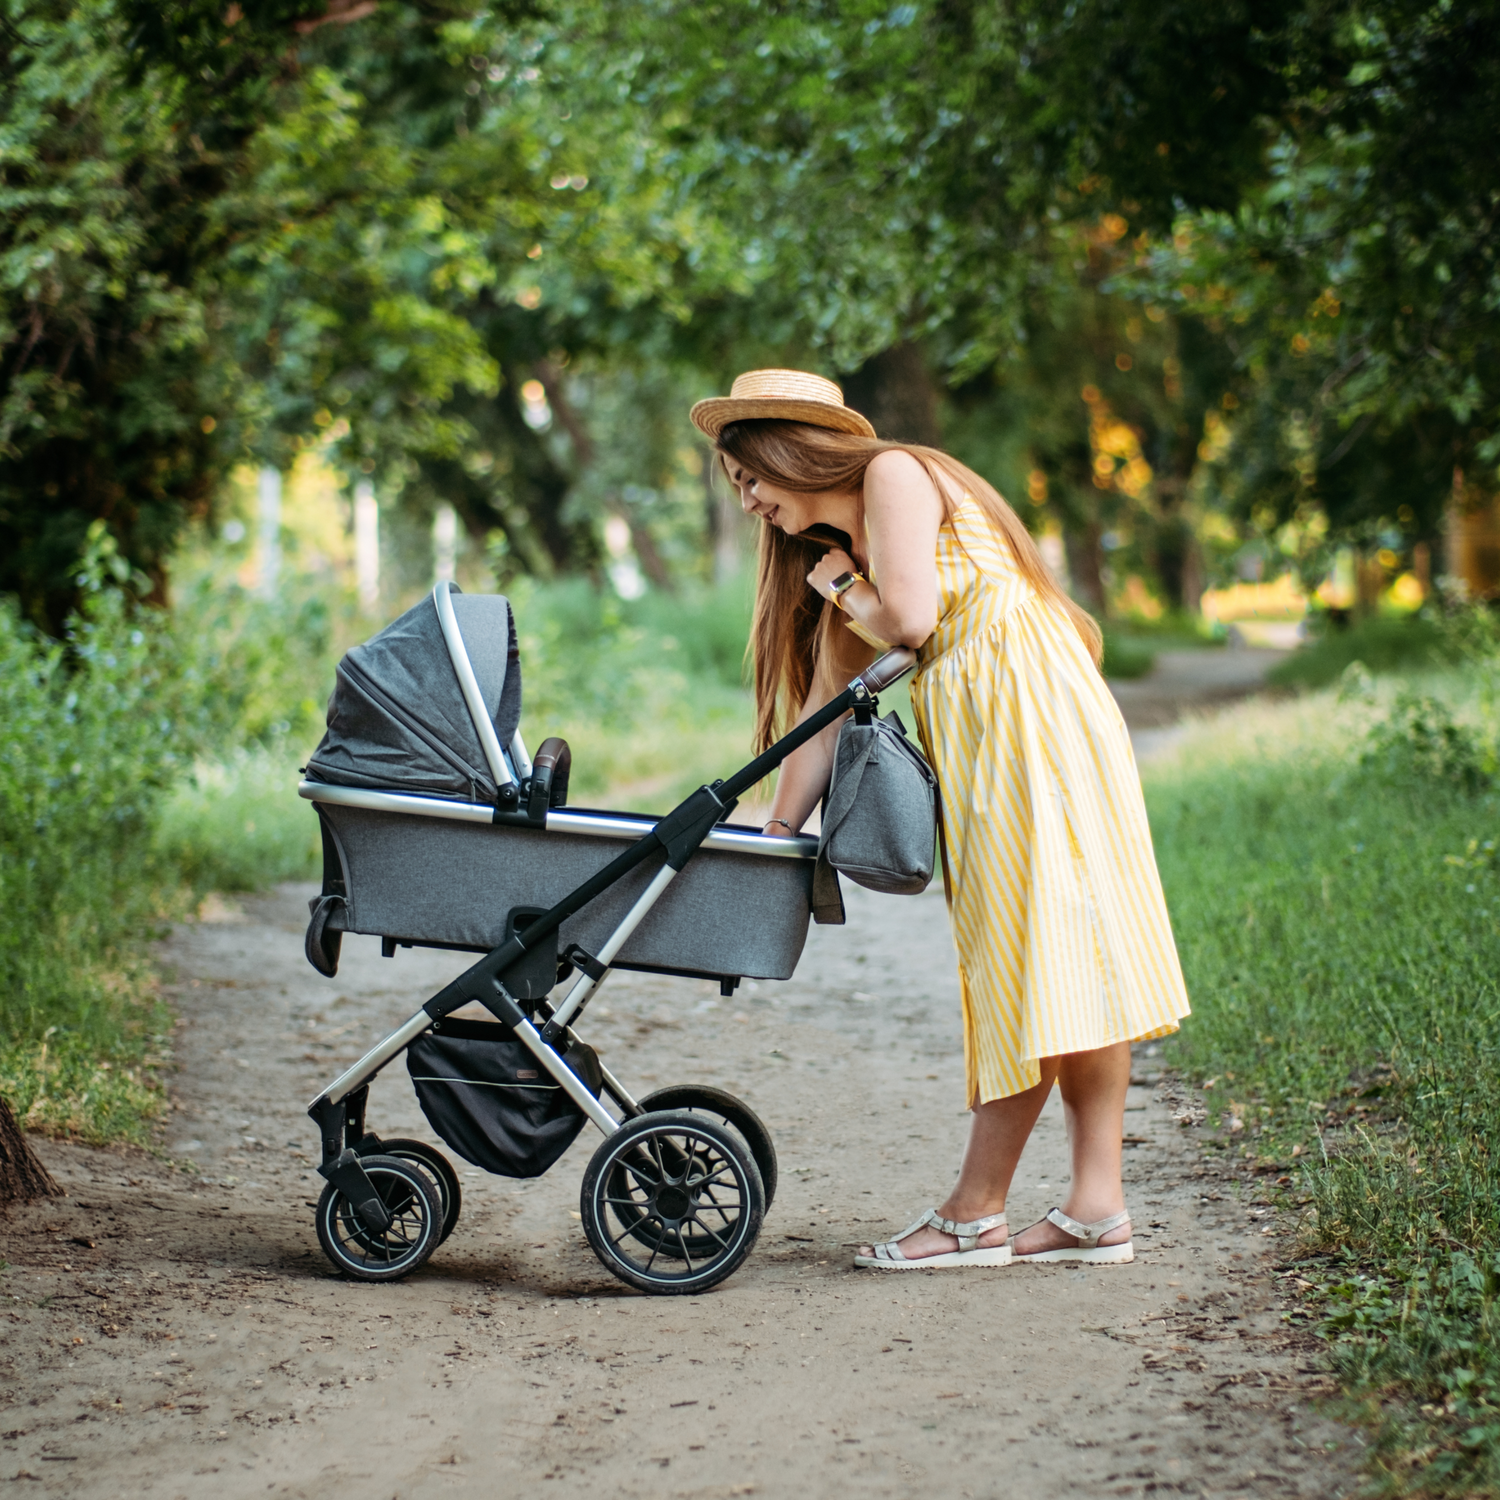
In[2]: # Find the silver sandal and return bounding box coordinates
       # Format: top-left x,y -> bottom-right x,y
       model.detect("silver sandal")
853,1208 -> 1011,1269
1012,1207 -> 1133,1264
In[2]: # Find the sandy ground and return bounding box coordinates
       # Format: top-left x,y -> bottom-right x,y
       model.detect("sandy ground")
1,644 -> 1365,1499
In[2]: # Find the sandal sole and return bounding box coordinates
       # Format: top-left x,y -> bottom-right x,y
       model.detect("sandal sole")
1012,1243 -> 1135,1265
852,1247 -> 1013,1269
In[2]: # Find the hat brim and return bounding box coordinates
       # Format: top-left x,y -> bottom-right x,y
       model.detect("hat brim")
690,396 -> 877,441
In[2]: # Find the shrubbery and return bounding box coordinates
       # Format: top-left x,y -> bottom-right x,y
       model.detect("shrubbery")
0,535 -> 187,1141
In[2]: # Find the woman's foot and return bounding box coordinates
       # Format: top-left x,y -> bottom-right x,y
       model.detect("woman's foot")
1011,1206 -> 1132,1262
855,1203 -> 1009,1263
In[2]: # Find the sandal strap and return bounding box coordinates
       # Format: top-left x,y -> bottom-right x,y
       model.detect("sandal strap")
922,1207 -> 1007,1254
1045,1206 -> 1130,1249
870,1207 -> 1009,1260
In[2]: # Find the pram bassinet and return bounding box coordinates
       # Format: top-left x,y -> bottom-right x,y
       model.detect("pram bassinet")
301,584 -> 818,988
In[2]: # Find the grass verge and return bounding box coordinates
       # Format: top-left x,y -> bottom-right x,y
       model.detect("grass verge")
1267,611 -> 1454,690
1145,667 -> 1500,1495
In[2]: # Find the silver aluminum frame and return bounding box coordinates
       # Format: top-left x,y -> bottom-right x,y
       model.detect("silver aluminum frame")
431,580 -> 516,794
297,779 -> 819,860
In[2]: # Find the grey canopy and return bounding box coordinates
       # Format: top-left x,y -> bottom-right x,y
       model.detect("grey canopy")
307,586 -> 521,802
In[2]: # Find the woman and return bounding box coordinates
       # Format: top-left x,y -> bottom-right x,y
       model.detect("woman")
689,369 -> 1191,1269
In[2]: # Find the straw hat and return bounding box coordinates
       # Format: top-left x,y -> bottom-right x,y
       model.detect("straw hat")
690,369 -> 877,440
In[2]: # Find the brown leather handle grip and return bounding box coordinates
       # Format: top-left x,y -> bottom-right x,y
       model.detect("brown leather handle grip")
527,736 -> 572,823
533,736 -> 569,772
852,646 -> 917,696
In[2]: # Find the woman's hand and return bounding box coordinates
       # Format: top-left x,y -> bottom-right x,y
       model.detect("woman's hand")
806,547 -> 859,602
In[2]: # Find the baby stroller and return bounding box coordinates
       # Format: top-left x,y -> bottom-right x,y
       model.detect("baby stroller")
299,582 -> 914,1295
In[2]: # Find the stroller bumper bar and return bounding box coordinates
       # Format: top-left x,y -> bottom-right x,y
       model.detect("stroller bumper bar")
297,780 -> 820,860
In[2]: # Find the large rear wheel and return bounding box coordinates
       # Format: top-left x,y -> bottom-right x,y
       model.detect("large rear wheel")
580,1111 -> 764,1295
636,1085 -> 778,1210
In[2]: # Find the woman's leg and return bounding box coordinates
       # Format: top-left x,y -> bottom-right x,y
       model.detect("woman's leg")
857,1063 -> 1057,1260
1010,1040 -> 1133,1254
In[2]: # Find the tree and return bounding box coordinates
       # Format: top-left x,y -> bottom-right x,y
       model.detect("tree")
0,1095 -> 62,1208
1132,1 -> 1500,560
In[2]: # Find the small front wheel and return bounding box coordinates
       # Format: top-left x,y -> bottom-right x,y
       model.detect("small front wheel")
316,1154 -> 442,1281
371,1138 -> 462,1244
580,1110 -> 764,1295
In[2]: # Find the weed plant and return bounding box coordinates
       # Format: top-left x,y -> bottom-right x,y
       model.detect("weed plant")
1146,670 -> 1500,1494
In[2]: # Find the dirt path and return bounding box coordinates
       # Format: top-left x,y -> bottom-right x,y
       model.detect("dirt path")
2,640 -> 1359,1498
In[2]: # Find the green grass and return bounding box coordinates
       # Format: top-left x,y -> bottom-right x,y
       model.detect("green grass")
1145,672 -> 1500,1495
0,576 -> 185,1144
155,745 -> 322,891
1268,612 -> 1454,691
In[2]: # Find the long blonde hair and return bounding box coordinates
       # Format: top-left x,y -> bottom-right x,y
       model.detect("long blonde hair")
716,419 -> 1102,751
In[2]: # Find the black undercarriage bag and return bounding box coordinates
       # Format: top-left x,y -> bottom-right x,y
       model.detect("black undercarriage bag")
406,1018 -> 601,1178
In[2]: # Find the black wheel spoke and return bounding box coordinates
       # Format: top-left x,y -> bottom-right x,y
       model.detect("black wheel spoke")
580,1112 -> 765,1293
685,1215 -> 732,1251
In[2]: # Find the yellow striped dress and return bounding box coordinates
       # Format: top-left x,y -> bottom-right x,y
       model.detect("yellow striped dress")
899,497 -> 1190,1104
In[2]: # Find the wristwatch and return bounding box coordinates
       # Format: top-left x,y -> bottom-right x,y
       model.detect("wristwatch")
828,570 -> 864,608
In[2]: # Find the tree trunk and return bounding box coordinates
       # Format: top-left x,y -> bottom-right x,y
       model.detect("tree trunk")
839,341 -> 942,446
0,1097 -> 62,1208
1065,521 -> 1108,617
533,360 -> 674,590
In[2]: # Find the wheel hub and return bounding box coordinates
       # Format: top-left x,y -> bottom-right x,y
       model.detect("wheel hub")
656,1184 -> 691,1220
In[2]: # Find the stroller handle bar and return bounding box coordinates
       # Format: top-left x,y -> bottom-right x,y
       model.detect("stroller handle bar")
854,645 -> 918,696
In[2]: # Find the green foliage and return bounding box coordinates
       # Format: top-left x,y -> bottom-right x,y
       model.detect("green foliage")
1099,629 -> 1156,680
1146,675 -> 1500,1490
0,532 -> 191,1138
504,573 -> 755,810
155,745 -> 320,893
0,0 -> 220,629
1361,690 -> 1493,793
1134,2 -> 1500,547
1268,613 -> 1452,690
0,1025 -> 168,1147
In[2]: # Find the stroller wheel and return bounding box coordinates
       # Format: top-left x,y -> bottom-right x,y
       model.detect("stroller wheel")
636,1086 -> 778,1210
315,1154 -> 442,1281
368,1138 -> 462,1244
580,1110 -> 765,1295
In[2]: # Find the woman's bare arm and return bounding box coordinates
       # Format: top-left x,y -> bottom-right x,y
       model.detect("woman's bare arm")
760,629 -> 877,836
805,449 -> 944,648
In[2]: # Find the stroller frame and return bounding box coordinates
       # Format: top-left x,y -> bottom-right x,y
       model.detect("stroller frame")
302,583 -> 915,1293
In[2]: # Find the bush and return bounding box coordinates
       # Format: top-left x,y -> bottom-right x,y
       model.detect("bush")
0,543 -> 188,1139
1100,628 -> 1156,680
155,744 -> 321,892
1268,612 -> 1453,690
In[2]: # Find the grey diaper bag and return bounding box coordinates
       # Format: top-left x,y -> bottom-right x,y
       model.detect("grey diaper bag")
815,704 -> 939,911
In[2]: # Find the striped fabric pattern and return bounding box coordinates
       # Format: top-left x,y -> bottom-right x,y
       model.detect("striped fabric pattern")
907,499 -> 1191,1104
